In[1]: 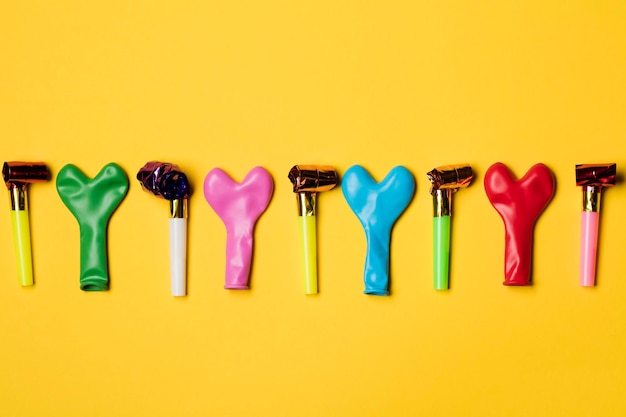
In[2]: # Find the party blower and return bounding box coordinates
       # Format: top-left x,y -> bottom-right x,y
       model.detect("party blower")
56,163 -> 128,291
2,162 -> 50,286
137,162 -> 191,296
288,165 -> 338,294
426,164 -> 473,290
576,163 -> 616,287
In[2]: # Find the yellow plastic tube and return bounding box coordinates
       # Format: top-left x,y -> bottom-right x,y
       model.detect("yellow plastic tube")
10,209 -> 33,286
298,215 -> 317,294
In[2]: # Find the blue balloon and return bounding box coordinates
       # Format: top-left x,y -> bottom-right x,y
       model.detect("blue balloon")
342,165 -> 415,295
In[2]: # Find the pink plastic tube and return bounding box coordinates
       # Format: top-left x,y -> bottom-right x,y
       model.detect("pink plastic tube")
580,211 -> 599,287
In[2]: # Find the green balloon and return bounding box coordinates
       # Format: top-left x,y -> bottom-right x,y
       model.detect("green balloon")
56,163 -> 129,291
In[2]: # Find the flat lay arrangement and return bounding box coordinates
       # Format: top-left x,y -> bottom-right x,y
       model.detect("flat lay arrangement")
4,160 -> 617,294
3,3 -> 625,417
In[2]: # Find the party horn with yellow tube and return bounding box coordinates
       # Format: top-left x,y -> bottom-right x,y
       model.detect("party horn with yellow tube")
288,165 -> 338,294
427,164 -> 473,290
2,161 -> 50,286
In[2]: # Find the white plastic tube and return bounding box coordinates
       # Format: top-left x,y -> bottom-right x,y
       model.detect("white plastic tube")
169,217 -> 187,296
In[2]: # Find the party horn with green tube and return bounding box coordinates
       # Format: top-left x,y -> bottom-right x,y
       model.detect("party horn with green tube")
288,165 -> 338,294
427,164 -> 473,290
3,162 -> 50,286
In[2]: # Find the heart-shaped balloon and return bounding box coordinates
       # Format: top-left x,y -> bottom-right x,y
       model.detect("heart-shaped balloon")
484,163 -> 555,285
342,165 -> 415,295
204,167 -> 273,289
56,163 -> 129,291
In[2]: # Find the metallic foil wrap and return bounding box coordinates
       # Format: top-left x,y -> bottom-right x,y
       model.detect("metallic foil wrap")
9,186 -> 27,210
297,193 -> 316,216
576,164 -> 616,212
3,161 -> 50,210
427,164 -> 472,217
288,165 -> 338,193
3,162 -> 49,188
427,164 -> 473,195
575,164 -> 616,190
169,198 -> 188,219
582,189 -> 601,212
432,189 -> 452,217
137,161 -> 191,201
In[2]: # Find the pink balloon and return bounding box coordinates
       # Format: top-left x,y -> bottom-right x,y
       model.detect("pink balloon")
204,167 -> 273,289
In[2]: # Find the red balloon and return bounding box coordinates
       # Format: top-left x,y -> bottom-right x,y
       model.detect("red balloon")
484,163 -> 555,286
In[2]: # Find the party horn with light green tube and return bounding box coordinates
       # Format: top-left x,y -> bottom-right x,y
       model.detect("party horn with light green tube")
3,161 -> 50,286
427,164 -> 473,290
288,165 -> 338,294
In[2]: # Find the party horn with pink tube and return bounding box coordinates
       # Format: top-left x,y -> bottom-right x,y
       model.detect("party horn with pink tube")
575,163 -> 616,287
137,161 -> 191,296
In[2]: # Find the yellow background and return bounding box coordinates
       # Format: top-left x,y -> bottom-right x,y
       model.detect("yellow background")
1,1 -> 626,416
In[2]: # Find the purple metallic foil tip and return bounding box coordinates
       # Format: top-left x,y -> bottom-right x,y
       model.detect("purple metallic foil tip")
137,161 -> 191,200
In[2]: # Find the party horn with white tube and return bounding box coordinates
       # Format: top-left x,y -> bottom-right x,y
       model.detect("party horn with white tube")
427,165 -> 473,290
288,165 -> 338,294
137,161 -> 191,296
575,163 -> 616,287
3,161 -> 50,286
